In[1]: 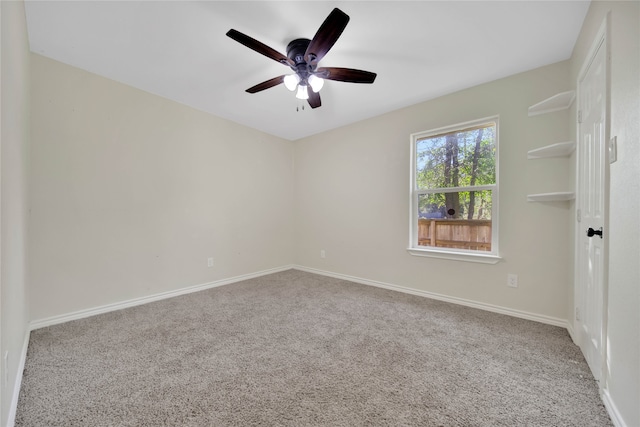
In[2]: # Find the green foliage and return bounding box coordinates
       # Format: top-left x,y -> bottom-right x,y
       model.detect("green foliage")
415,124 -> 496,219
416,125 -> 495,189
418,191 -> 492,220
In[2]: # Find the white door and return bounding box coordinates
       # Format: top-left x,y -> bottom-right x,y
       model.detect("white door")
576,33 -> 607,381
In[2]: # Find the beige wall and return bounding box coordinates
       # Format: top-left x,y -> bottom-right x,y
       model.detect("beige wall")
28,54 -> 295,321
294,61 -> 573,322
570,2 -> 640,426
1,1 -> 30,425
13,3 -> 639,425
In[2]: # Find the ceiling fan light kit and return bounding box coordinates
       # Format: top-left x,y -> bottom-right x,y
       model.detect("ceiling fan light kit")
296,85 -> 309,100
226,8 -> 376,109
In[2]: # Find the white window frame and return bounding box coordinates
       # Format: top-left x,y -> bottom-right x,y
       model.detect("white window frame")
407,116 -> 501,264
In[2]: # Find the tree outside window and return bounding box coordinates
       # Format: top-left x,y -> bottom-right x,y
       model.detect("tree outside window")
411,118 -> 498,254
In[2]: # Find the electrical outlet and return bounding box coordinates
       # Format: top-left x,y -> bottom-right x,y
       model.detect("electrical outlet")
207,257 -> 214,268
507,273 -> 518,288
320,249 -> 326,259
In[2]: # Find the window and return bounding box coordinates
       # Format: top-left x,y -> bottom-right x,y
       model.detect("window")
409,117 -> 499,263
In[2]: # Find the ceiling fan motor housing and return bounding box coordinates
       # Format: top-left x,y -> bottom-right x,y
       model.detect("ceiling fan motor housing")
286,38 -> 311,64
286,38 -> 315,82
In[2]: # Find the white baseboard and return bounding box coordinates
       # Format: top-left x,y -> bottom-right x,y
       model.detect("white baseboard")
28,262 -> 570,334
293,265 -> 569,329
602,388 -> 627,427
29,265 -> 293,331
7,330 -> 30,427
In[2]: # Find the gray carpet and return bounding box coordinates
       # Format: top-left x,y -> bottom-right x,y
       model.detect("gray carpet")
16,269 -> 611,426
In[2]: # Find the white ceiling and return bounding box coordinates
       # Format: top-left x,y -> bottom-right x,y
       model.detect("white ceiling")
24,1 -> 590,141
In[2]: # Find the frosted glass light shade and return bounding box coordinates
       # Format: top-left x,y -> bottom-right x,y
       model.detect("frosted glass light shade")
296,85 -> 309,100
283,74 -> 300,91
308,75 -> 324,93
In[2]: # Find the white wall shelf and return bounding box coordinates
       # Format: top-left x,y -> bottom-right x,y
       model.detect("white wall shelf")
527,91 -> 575,203
527,141 -> 576,159
528,91 -> 576,116
527,192 -> 575,202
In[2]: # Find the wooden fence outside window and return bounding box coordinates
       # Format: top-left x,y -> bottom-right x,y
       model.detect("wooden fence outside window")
417,218 -> 492,251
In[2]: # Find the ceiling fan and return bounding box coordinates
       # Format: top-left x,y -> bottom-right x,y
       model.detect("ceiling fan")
226,8 -> 377,109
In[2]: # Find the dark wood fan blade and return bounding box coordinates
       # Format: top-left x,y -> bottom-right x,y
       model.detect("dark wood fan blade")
308,90 -> 321,109
246,75 -> 286,93
316,67 -> 377,83
227,29 -> 294,66
304,8 -> 349,64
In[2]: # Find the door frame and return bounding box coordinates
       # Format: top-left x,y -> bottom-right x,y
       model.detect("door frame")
573,14 -> 610,387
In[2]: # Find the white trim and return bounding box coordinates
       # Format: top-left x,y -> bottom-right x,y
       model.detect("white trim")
409,115 -> 500,259
415,184 -> 496,195
566,320 -> 577,344
29,265 -> 293,330
293,265 -> 568,328
602,388 -> 627,427
406,247 -> 501,264
573,13 -> 610,388
7,331 -> 30,427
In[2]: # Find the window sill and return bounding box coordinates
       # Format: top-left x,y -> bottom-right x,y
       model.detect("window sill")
407,247 -> 501,264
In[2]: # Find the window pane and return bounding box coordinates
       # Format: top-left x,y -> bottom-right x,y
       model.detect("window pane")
417,190 -> 492,251
416,124 -> 496,190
